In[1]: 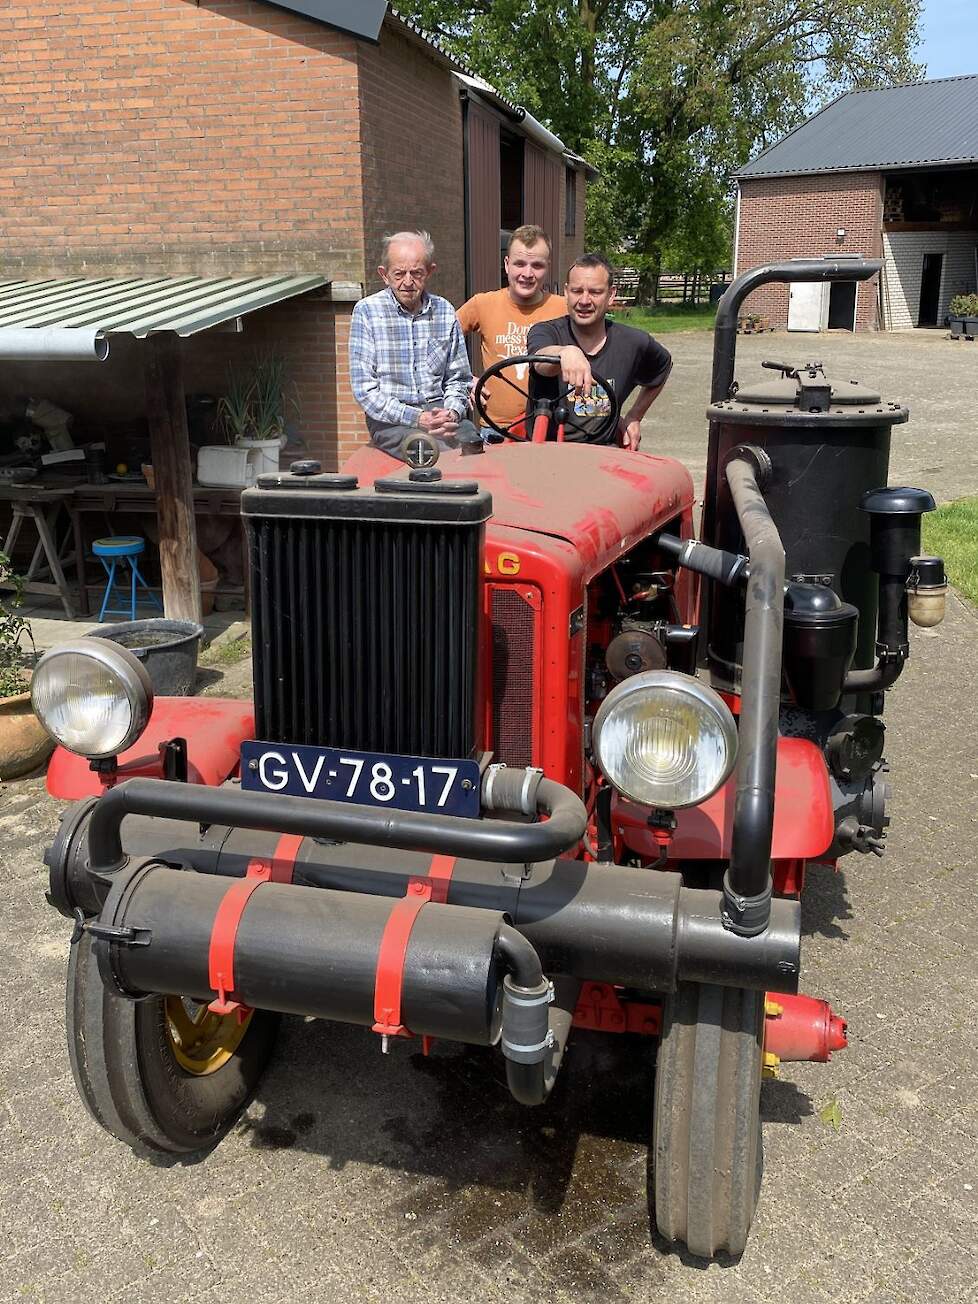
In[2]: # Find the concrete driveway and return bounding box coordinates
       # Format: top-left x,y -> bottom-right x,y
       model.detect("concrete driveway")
2,329 -> 977,1303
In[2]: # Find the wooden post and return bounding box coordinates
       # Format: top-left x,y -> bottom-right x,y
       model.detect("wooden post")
144,334 -> 201,622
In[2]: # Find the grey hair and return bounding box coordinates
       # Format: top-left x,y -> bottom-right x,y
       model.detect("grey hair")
382,229 -> 435,267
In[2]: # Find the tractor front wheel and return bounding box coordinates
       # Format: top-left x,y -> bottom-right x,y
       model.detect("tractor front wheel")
66,932 -> 279,1156
651,982 -> 765,1258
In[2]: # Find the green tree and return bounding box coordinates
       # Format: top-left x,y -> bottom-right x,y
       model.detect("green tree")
399,1 -> 922,300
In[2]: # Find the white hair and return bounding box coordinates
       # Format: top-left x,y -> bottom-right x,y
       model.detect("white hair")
382,229 -> 435,267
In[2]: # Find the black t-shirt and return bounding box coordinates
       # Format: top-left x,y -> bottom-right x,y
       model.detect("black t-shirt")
525,315 -> 673,443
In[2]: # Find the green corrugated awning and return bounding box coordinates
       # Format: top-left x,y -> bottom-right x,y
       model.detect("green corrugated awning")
0,274 -> 329,337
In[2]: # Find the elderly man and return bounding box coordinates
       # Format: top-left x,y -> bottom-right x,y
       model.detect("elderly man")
349,230 -> 478,456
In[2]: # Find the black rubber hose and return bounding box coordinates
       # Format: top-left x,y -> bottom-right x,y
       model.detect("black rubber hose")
504,976 -> 578,1107
723,453 -> 785,934
657,533 -> 750,587
85,774 -> 588,875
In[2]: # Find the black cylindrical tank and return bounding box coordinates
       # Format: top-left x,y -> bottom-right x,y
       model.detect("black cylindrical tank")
705,361 -> 908,689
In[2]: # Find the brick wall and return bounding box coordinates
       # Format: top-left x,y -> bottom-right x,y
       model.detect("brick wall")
736,172 -> 884,330
0,0 -> 363,278
357,27 -> 465,308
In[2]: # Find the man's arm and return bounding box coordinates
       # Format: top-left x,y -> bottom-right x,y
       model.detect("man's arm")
619,338 -> 673,450
441,317 -> 475,418
527,321 -> 594,390
456,295 -> 480,335
348,304 -> 423,429
619,383 -> 666,450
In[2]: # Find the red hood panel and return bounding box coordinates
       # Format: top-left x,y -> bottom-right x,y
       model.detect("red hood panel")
344,443 -> 694,577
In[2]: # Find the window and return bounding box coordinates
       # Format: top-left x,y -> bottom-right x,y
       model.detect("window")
565,167 -> 577,237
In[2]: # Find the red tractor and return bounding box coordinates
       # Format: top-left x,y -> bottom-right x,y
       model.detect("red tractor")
35,262 -> 946,1258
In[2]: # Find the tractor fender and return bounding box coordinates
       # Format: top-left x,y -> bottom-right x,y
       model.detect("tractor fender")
46,696 -> 255,799
614,737 -> 834,862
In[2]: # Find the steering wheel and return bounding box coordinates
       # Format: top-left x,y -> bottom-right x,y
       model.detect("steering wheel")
473,353 -> 621,445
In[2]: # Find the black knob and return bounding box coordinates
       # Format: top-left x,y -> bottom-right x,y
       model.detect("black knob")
290,459 -> 321,476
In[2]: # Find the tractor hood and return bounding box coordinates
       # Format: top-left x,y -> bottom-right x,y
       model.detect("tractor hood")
344,443 -> 694,577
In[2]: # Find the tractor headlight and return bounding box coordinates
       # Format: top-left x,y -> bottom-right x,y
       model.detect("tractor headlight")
592,670 -> 738,809
31,640 -> 153,759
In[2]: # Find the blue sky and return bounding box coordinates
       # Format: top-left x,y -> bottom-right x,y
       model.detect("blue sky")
915,0 -> 978,77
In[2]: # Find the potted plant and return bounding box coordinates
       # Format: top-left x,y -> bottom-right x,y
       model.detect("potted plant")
0,551 -> 54,780
948,293 -> 978,339
223,352 -> 297,474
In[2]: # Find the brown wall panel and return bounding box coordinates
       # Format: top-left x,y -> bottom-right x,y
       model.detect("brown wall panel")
523,144 -> 563,290
465,100 -> 503,296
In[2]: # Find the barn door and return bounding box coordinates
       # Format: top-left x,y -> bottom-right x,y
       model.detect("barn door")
523,143 -> 562,289
464,99 -> 502,297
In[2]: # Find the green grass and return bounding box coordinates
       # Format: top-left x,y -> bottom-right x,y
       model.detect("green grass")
609,303 -> 716,334
922,497 -> 978,606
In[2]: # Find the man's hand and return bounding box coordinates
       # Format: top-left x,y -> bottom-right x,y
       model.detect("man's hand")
619,417 -> 642,451
558,346 -> 594,395
418,408 -> 460,436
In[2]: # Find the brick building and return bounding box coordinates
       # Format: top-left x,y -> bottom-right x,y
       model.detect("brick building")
0,0 -> 590,616
734,75 -> 978,332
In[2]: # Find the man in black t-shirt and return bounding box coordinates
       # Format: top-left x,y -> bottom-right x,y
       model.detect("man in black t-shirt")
527,253 -> 672,448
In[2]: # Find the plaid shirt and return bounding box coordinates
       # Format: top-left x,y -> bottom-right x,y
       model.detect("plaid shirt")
349,288 -> 473,433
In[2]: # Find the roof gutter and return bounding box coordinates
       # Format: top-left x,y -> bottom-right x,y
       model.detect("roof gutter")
0,327 -> 108,362
455,72 -> 566,158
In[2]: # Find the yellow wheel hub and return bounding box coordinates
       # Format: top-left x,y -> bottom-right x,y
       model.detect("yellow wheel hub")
164,997 -> 252,1076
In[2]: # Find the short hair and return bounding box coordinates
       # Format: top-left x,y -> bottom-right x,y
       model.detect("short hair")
566,252 -> 615,288
382,229 -> 435,267
507,224 -> 552,256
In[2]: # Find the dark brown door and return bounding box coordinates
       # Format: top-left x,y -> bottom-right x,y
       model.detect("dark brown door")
522,143 -> 562,288
464,100 -> 502,297
918,253 -> 943,326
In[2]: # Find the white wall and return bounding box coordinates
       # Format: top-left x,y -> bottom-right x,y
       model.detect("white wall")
882,230 -> 978,328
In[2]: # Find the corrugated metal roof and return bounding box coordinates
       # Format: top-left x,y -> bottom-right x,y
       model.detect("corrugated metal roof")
0,274 -> 328,336
738,75 -> 978,179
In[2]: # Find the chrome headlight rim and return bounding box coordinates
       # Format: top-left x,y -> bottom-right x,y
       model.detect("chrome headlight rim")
31,638 -> 153,759
592,669 -> 738,810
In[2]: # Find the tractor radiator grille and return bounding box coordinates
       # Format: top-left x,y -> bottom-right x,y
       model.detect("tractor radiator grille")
248,506 -> 485,757
490,586 -> 538,768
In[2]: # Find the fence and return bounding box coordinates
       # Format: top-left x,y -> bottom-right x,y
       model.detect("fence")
613,268 -> 731,307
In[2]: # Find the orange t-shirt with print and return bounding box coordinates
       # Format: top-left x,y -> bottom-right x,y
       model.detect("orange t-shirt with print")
457,289 -> 565,430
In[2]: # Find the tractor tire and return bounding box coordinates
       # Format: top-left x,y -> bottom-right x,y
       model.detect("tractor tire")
66,932 -> 279,1156
651,982 -> 764,1258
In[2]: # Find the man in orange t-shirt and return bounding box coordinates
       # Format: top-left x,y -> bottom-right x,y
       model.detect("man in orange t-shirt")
457,224 -> 565,435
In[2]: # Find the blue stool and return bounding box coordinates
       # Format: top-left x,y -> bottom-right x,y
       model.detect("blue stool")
92,536 -> 163,622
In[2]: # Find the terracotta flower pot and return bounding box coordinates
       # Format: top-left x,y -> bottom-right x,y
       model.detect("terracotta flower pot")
0,686 -> 55,781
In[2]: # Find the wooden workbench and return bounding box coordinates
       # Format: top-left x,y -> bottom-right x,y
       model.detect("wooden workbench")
0,477 -> 247,616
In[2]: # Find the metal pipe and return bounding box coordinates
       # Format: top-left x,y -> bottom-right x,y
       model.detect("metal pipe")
710,259 -> 882,404
722,451 -> 785,935
51,803 -> 802,994
0,327 -> 109,361
84,774 -> 588,875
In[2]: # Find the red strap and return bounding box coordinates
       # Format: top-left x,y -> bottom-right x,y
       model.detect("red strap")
372,881 -> 431,1038
271,833 -> 303,884
426,853 -> 456,905
371,858 -> 457,1041
207,860 -> 270,1017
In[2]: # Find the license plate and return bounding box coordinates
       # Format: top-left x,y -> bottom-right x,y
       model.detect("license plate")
240,741 -> 481,818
